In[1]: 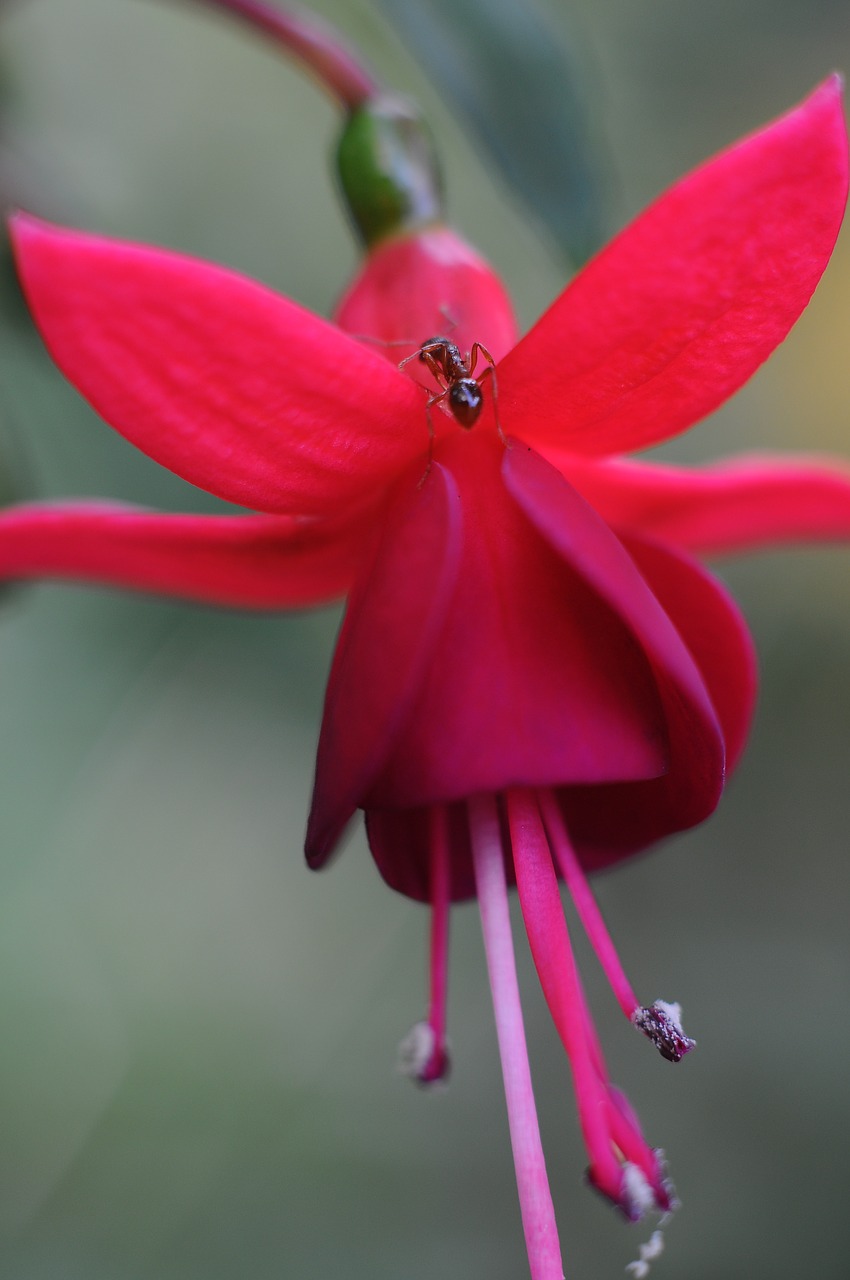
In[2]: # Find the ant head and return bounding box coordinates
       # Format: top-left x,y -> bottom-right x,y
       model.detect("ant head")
419,335 -> 453,360
448,378 -> 483,428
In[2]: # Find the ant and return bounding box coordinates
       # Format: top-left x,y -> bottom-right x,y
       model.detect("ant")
399,336 -> 501,439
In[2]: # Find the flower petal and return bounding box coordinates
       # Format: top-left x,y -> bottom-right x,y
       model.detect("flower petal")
557,453 -> 850,556
0,501 -> 369,607
498,79 -> 848,456
371,435 -> 670,803
306,461 -> 464,866
310,432 -> 674,875
366,803 -> 474,903
503,443 -> 726,866
364,434 -> 669,811
623,535 -> 758,774
11,215 -> 426,517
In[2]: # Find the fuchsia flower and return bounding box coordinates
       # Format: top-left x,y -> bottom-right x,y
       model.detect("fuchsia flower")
5,79 -> 850,1280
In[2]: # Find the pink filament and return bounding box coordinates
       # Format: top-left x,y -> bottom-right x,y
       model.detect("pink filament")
566,965 -> 660,1185
468,793 -> 564,1280
538,789 -> 640,1019
424,805 -> 451,1080
508,788 -> 623,1201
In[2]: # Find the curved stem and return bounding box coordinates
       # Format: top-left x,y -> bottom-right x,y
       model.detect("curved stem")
180,0 -> 380,108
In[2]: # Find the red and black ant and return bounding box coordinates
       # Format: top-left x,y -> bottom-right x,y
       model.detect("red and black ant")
399,336 -> 500,438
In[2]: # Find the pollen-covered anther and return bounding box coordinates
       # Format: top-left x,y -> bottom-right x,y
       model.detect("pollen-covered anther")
620,1162 -> 661,1222
586,1148 -> 678,1223
397,1020 -> 450,1085
632,1000 -> 696,1063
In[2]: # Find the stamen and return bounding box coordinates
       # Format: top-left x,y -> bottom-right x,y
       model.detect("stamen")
561,957 -> 659,1188
537,789 -> 639,1019
632,1001 -> 696,1063
604,1087 -> 673,1207
508,789 -> 622,1203
397,1020 -> 440,1080
539,792 -> 696,1065
469,793 -> 564,1280
620,1163 -> 659,1222
398,806 -> 451,1084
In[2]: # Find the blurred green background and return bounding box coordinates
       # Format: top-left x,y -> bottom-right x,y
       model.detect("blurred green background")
0,1 -> 848,1278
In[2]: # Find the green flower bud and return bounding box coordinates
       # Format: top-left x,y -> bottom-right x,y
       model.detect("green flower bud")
336,95 -> 444,247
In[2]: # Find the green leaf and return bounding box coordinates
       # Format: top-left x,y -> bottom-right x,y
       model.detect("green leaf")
376,0 -> 611,267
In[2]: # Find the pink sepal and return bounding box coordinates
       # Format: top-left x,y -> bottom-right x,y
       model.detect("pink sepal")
559,452 -> 850,557
0,500 -> 372,607
498,79 -> 848,457
11,214 -> 424,518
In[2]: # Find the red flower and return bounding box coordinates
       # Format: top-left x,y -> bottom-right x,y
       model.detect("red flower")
6,79 -> 849,1280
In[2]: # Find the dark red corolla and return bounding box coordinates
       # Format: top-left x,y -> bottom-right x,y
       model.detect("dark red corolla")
5,78 -> 849,1280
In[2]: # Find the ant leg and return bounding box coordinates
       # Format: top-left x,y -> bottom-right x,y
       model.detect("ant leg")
352,334 -> 418,349
470,342 -> 497,373
399,346 -> 445,381
417,392 -> 443,487
474,354 -> 506,446
398,349 -> 422,372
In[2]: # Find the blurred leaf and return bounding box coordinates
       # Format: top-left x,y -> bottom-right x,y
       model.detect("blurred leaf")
376,0 -> 610,267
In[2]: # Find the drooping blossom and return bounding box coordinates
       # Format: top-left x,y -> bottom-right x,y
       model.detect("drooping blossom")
5,79 -> 849,1280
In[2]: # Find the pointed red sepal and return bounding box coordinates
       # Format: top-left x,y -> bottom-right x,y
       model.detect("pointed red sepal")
0,500 -> 374,608
498,78 -> 848,457
559,452 -> 850,557
11,214 -> 425,518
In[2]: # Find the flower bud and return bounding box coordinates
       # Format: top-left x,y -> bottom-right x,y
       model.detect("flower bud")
336,95 -> 445,248
334,223 -> 518,365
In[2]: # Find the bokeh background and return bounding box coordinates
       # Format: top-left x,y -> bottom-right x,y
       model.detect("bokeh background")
0,1 -> 848,1278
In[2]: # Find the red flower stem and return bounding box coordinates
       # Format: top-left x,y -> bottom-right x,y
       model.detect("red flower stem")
508,788 -> 622,1201
426,804 -> 451,1074
538,789 -> 640,1020
181,0 -> 380,109
468,793 -> 564,1280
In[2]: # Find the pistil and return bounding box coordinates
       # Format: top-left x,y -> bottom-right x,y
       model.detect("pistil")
469,793 -> 564,1280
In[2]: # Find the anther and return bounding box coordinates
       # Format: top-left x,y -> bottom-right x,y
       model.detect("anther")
632,1000 -> 696,1063
397,1020 -> 450,1085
